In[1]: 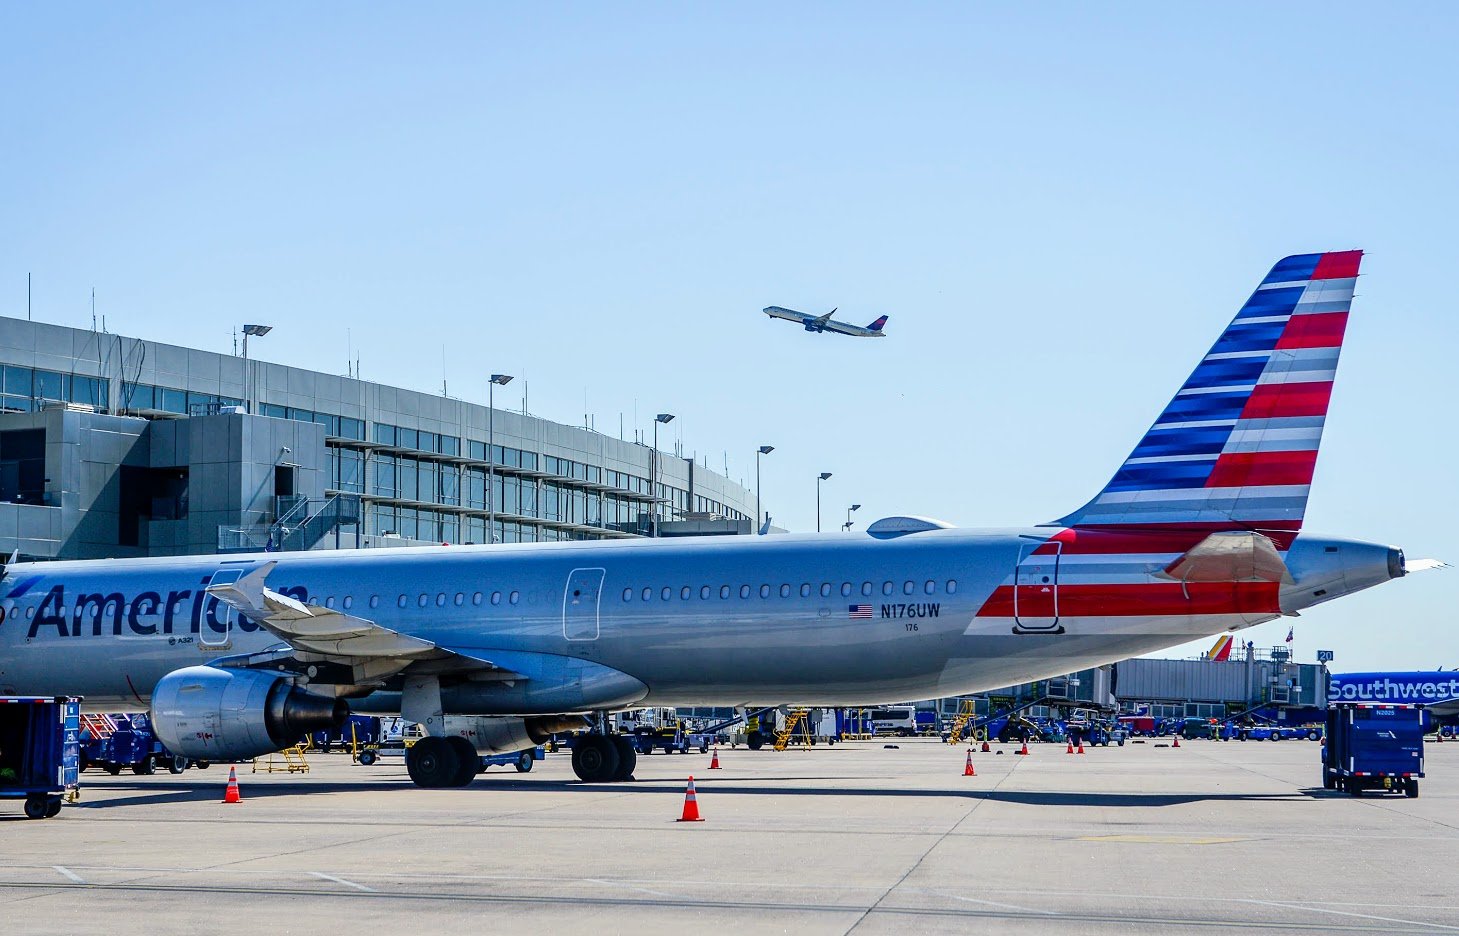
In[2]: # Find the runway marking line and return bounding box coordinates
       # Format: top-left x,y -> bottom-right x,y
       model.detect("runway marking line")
52,867 -> 84,885
309,872 -> 375,892
1078,834 -> 1249,845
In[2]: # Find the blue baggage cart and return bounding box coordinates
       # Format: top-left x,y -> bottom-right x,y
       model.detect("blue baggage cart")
1323,702 -> 1424,797
0,696 -> 81,819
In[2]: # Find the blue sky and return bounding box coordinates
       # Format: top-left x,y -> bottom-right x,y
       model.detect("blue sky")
1,5 -> 1454,670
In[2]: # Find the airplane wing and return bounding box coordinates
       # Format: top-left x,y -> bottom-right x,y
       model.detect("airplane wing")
1156,531 -> 1293,584
206,562 -> 520,685
815,308 -> 836,325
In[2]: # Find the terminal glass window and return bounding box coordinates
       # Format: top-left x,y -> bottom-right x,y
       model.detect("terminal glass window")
373,423 -> 396,446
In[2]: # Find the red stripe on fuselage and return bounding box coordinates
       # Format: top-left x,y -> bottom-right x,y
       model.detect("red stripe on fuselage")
1034,523 -> 1300,554
1240,381 -> 1333,419
1205,450 -> 1317,488
1310,250 -> 1362,280
976,582 -> 1281,618
1275,311 -> 1348,350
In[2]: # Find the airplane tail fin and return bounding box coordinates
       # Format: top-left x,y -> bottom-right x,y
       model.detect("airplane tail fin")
1208,634 -> 1234,661
1056,251 -> 1362,538
867,315 -> 888,332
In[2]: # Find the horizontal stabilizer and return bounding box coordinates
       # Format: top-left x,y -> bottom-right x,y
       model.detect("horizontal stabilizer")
1157,531 -> 1293,584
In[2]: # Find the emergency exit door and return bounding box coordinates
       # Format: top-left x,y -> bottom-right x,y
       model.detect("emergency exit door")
1013,541 -> 1063,634
562,567 -> 605,641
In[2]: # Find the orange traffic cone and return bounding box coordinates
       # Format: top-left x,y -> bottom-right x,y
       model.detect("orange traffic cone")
1019,741 -> 1030,756
677,776 -> 704,822
963,751 -> 976,776
1066,741 -> 1075,754
981,740 -> 990,753
708,748 -> 722,769
1173,734 -> 1181,748
1077,741 -> 1085,755
223,766 -> 242,804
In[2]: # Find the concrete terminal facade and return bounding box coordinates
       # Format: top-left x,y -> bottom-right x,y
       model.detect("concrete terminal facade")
0,315 -> 757,560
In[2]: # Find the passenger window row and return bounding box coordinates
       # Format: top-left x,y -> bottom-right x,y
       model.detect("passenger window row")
621,579 -> 957,603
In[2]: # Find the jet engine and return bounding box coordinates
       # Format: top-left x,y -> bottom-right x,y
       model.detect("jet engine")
443,714 -> 591,754
150,666 -> 348,761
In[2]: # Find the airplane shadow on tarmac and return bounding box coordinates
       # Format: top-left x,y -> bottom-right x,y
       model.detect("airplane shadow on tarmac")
51,774 -> 1322,813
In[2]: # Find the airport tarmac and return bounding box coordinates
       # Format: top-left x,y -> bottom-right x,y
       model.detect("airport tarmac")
2,737 -> 1456,935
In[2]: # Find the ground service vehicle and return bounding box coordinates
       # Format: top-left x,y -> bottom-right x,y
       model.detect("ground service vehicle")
870,706 -> 919,737
0,696 -> 79,819
1323,703 -> 1423,797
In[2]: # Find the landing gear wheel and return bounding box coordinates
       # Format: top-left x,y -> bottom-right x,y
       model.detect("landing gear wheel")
168,755 -> 189,774
571,735 -> 621,783
406,736 -> 461,788
446,737 -> 478,787
23,796 -> 47,819
746,731 -> 766,751
610,736 -> 637,781
44,797 -> 61,818
515,751 -> 534,773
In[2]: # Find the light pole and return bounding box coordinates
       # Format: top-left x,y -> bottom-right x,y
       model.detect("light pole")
843,503 -> 861,532
652,414 -> 675,537
487,374 -> 513,543
755,445 -> 774,534
816,472 -> 832,532
241,324 -> 272,414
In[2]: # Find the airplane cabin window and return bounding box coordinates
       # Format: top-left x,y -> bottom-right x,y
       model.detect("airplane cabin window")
841,583 -> 852,597
680,586 -> 691,600
903,581 -> 914,595
799,584 -> 811,598
820,583 -> 831,598
398,595 -> 408,609
491,592 -> 502,606
740,585 -> 751,599
662,587 -> 672,601
947,580 -> 957,594
453,593 -> 464,606
642,587 -> 652,601
622,588 -> 633,602
779,584 -> 791,598
925,580 -> 936,595
369,595 -> 380,609
26,606 -> 34,619
760,584 -> 770,598
508,591 -> 519,605
882,582 -> 894,596
324,597 -> 335,609
343,596 -> 353,610
471,592 -> 482,605
436,593 -> 447,607
862,582 -> 873,596
719,585 -> 730,599
418,594 -> 429,607
700,586 -> 711,600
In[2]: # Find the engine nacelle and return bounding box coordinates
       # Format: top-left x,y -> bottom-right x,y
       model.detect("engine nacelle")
151,666 -> 349,761
442,715 -> 591,754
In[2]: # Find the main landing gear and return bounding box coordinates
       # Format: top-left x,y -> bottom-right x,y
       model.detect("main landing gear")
571,734 -> 636,782
405,736 -> 480,788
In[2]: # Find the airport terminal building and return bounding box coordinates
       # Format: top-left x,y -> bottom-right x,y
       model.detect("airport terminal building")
0,315 -> 757,560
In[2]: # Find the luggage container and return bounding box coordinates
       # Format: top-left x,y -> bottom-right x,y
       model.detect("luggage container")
1323,702 -> 1424,797
0,696 -> 81,819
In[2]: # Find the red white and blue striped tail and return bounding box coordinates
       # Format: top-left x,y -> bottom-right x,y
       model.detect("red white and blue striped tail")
1056,250 -> 1361,536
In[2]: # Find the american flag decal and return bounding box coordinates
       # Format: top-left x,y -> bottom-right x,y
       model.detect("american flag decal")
848,604 -> 872,619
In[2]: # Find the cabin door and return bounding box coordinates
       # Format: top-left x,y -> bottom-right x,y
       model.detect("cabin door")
562,567 -> 605,641
1013,540 -> 1063,634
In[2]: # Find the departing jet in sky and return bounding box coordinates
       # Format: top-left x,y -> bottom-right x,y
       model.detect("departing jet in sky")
764,305 -> 888,337
0,250 -> 1439,791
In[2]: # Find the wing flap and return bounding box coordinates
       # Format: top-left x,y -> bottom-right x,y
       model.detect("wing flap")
1157,531 -> 1293,584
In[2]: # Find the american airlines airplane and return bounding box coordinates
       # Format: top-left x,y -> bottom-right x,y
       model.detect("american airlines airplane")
0,251 -> 1435,789
764,305 -> 889,337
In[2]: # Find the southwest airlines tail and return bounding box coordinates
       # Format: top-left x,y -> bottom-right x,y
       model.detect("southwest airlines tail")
1057,250 -> 1362,534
